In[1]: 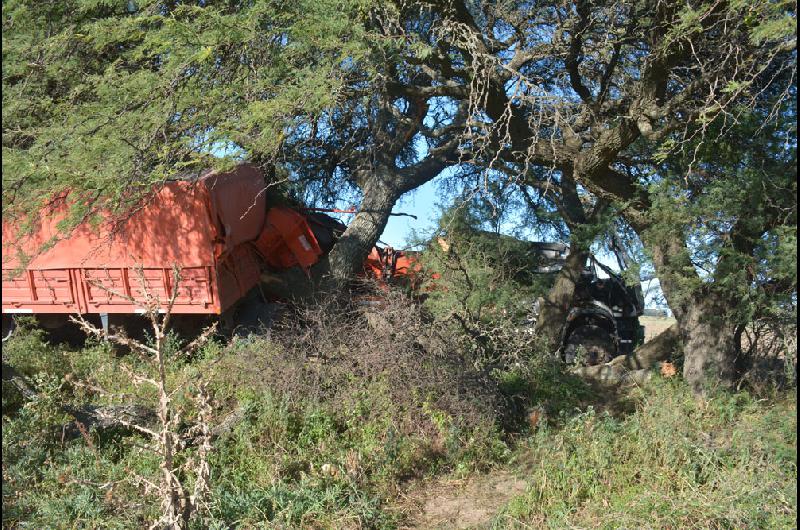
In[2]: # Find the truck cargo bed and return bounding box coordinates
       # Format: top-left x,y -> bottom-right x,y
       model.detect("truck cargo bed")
3,165 -> 267,316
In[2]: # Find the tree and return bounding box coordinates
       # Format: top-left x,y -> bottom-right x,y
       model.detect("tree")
647,92 -> 797,382
420,201 -> 554,322
434,164 -> 620,350
373,0 -> 796,390
1,1 -> 465,287
4,0 -> 796,390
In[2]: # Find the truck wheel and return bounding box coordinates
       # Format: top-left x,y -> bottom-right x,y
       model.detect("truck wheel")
563,325 -> 616,366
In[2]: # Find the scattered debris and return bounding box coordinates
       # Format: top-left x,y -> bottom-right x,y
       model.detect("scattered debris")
660,362 -> 678,378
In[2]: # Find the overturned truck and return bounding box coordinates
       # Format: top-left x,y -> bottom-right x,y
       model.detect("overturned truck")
3,164 -> 643,363
523,242 -> 646,363
1,164 -> 415,336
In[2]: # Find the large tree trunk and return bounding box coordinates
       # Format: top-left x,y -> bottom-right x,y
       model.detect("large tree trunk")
324,167 -> 405,290
323,142 -> 458,291
643,229 -> 740,392
679,291 -> 739,392
577,169 -> 744,392
534,248 -> 590,349
531,169 -> 598,350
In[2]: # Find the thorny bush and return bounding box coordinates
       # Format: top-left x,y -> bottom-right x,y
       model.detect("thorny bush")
230,282 -> 507,442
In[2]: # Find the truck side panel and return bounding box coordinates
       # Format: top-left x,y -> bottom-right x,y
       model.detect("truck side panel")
215,244 -> 262,313
2,164 -> 268,316
2,265 -> 224,314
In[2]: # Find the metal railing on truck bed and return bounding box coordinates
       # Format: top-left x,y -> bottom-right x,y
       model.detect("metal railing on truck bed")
2,165 -> 268,316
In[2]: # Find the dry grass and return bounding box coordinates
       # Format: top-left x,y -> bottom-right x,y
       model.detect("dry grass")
640,315 -> 677,343
214,285 -> 506,442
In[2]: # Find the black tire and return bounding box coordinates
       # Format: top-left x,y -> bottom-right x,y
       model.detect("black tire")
563,324 -> 616,365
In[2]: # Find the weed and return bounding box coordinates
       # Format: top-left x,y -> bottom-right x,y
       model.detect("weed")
495,379 -> 797,528
3,290 -> 796,528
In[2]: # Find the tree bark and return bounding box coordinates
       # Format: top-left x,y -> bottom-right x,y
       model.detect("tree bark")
323,136 -> 460,291
621,323 -> 680,369
637,227 -> 740,392
678,291 -> 739,393
534,248 -> 590,349
325,166 -> 402,289
529,169 -> 597,350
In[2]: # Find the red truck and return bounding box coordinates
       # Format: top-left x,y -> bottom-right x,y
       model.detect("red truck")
2,164 -> 417,335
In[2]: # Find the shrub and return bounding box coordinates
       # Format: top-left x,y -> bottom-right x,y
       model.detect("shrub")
496,380 -> 797,528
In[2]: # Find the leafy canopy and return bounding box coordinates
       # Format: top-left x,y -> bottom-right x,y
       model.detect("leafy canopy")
2,0 -> 394,222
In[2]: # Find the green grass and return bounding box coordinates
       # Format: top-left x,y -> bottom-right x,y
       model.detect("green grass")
2,325 -> 796,529
2,328 -> 508,528
496,380 -> 797,529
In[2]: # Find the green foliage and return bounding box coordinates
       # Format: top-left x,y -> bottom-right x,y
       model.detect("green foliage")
2,318 -> 69,379
644,93 -> 797,332
2,330 -> 162,527
2,312 -> 512,528
496,360 -> 600,426
419,204 -> 556,324
1,322 -> 230,527
3,315 -> 796,528
497,381 -> 797,528
202,392 -> 395,527
2,0 -> 394,225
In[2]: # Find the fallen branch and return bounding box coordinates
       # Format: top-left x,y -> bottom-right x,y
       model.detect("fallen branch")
61,404 -> 158,440
3,361 -> 158,440
570,364 -> 654,385
2,361 -> 39,400
210,406 -> 246,440
621,323 -> 681,370
570,324 -> 681,384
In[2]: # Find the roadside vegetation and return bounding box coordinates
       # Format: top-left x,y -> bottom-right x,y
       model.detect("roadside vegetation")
3,288 -> 796,528
2,0 -> 796,527
499,382 -> 796,528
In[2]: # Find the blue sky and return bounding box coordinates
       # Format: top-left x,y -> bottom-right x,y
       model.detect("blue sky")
380,179 -> 441,248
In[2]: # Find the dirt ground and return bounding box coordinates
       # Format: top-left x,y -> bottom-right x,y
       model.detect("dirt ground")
398,470 -> 528,529
640,315 -> 676,343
